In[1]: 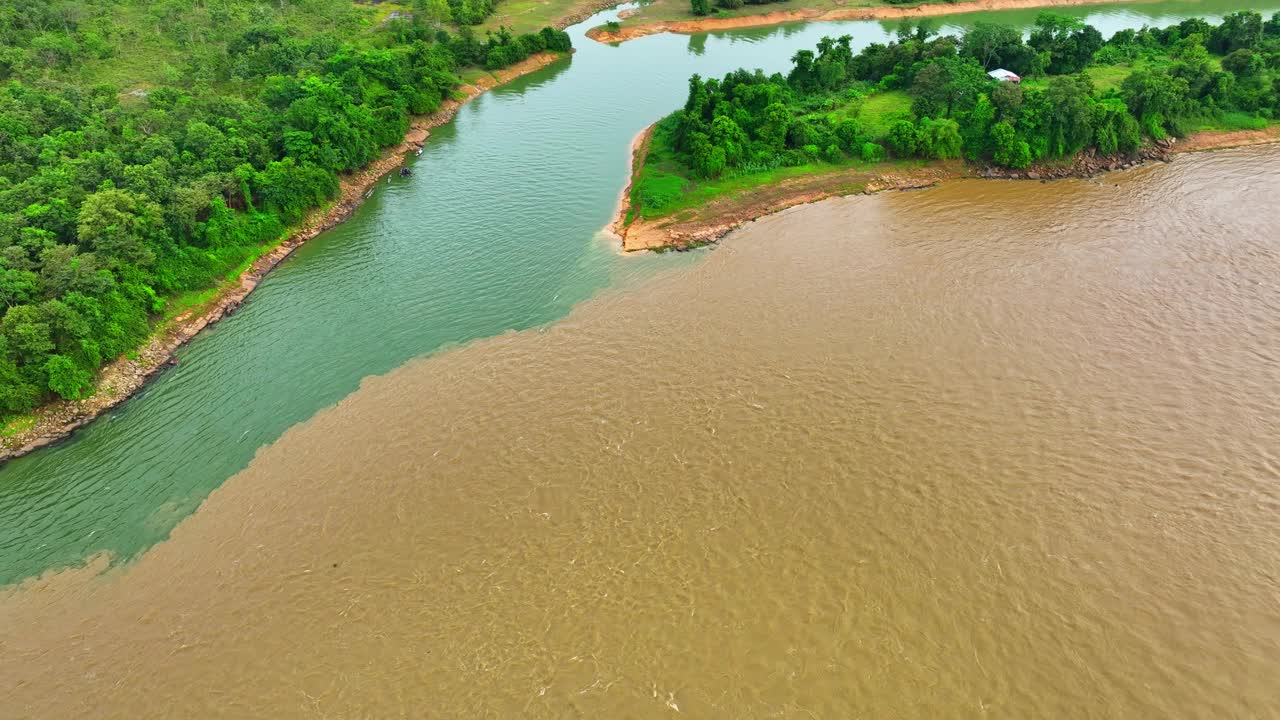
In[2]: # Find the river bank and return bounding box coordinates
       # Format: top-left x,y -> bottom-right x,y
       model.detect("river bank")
0,51 -> 571,464
611,125 -> 1280,251
587,0 -> 1144,42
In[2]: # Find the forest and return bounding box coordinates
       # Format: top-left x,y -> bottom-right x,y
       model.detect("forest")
0,0 -> 569,416
645,12 -> 1279,194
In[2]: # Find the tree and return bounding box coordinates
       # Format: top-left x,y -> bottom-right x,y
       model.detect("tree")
1207,11 -> 1263,53
887,120 -> 920,157
788,50 -> 817,91
990,80 -> 1023,121
1221,48 -> 1262,78
860,142 -> 886,162
76,188 -> 165,269
991,121 -> 1031,168
962,22 -> 1034,73
691,0 -> 709,15
44,353 -> 93,400
918,117 -> 962,159
0,262 -> 38,309
1121,70 -> 1192,135
758,102 -> 791,152
412,0 -> 450,25
910,56 -> 990,118
1029,14 -> 1103,75
710,116 -> 749,167
1042,75 -> 1094,157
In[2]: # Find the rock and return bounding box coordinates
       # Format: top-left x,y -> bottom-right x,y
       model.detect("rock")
1027,171 -> 1040,180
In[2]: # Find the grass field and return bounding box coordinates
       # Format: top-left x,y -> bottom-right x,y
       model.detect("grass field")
61,0 -> 593,93
483,0 -> 613,34
611,0 -> 904,27
857,90 -> 915,138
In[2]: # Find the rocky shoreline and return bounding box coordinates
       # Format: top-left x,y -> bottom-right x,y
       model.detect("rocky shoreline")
612,127 -> 1280,252
0,51 -> 571,464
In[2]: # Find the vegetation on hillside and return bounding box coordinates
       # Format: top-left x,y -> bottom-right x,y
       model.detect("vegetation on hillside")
629,12 -> 1278,221
690,0 -> 788,18
0,0 -> 570,416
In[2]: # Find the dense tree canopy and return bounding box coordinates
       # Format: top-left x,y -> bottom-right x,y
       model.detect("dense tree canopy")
0,0 -> 571,415
660,12 -> 1279,185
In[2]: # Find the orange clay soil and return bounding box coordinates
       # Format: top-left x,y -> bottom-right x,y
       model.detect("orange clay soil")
610,126 -> 1280,252
0,51 -> 570,463
587,0 -> 1147,42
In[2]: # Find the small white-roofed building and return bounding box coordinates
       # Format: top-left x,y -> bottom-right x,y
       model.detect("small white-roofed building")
988,68 -> 1021,84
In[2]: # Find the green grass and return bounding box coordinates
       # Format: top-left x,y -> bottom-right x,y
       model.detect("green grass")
603,0 -> 959,29
1187,113 -> 1275,132
484,0 -> 609,34
46,0 -> 385,90
858,90 -> 913,138
54,0 -> 599,92
1082,63 -> 1134,92
1,415 -> 37,438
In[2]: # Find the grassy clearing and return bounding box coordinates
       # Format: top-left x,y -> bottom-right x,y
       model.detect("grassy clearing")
64,0 -> 581,92
68,1 -> 386,90
483,0 -> 609,34
858,90 -> 914,138
607,0 -> 956,28
1,415 -> 37,439
1187,113 -> 1274,132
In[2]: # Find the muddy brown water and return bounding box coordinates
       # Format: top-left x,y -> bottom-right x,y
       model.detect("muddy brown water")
4,146 -> 1280,718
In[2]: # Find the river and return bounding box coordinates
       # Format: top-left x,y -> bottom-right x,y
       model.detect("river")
3,0 -> 1278,589
5,140 -> 1280,717
2,2 -> 1280,715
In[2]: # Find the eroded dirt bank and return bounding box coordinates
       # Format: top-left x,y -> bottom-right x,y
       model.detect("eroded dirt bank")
0,51 -> 570,464
588,0 -> 1152,42
612,125 -> 1280,251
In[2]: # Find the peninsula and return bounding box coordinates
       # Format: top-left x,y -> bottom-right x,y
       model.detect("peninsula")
612,11 -> 1280,250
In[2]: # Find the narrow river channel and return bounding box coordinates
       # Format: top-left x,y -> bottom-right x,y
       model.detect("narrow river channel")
4,0 -> 1277,589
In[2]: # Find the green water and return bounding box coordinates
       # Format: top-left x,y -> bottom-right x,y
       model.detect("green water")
2,0 -> 1276,586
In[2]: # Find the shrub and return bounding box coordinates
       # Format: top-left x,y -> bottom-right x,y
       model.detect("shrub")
886,119 -> 920,157
860,142 -> 887,162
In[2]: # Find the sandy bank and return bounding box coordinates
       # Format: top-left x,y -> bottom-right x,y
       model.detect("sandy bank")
607,126 -> 656,240
587,0 -> 1145,42
0,51 -> 570,464
612,125 -> 1280,252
